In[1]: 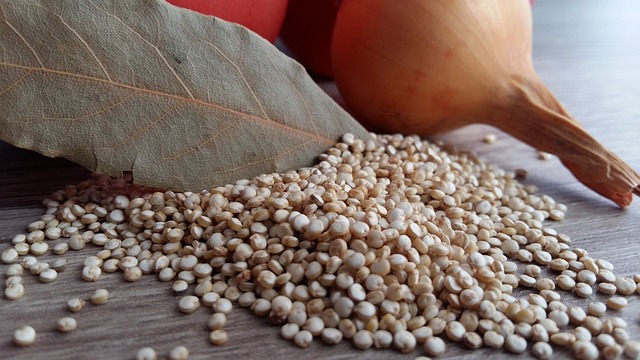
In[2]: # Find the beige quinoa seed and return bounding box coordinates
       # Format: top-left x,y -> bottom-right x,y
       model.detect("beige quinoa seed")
13,325 -> 36,346
66,298 -> 86,312
90,289 -> 109,305
56,317 -> 77,332
136,347 -> 157,360
607,296 -> 627,310
169,345 -> 189,360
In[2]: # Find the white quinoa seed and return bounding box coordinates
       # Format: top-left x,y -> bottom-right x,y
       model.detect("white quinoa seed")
551,332 -> 576,347
607,296 -> 628,310
169,345 -> 189,360
353,330 -> 374,350
208,312 -> 227,331
136,347 -> 156,360
293,330 -> 313,348
587,302 -> 607,317
567,306 -> 587,326
373,330 -> 393,349
602,344 -> 623,360
13,325 -> 36,346
81,265 -> 101,282
52,242 -> 69,255
5,283 -> 25,300
39,268 -> 58,283
321,327 -> 343,345
56,317 -> 78,332
90,289 -> 109,305
67,298 -> 86,312
596,334 -> 616,349
51,258 -> 68,272
178,295 -> 201,314
573,340 -> 599,360
280,323 -> 299,340
482,133 -> 497,143
1,248 -> 19,264
424,336 -> 446,356
615,277 -> 636,295
392,330 -> 416,352
213,298 -> 233,315
573,326 -> 592,342
209,330 -> 229,345
505,334 -> 527,354
624,341 -> 640,360
6,263 -> 24,277
531,341 -> 553,359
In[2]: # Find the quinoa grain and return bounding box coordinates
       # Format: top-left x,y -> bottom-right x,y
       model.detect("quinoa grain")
56,317 -> 77,332
13,325 -> 36,346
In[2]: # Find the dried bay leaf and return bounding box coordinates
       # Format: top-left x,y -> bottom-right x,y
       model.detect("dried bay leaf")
0,0 -> 370,191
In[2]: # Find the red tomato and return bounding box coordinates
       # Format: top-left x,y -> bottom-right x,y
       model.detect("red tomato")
279,0 -> 341,78
165,0 -> 289,43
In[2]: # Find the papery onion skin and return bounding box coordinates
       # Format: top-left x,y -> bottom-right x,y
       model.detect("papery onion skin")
332,0 -> 640,207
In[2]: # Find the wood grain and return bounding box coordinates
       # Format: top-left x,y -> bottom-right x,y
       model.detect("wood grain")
2,1 -> 640,359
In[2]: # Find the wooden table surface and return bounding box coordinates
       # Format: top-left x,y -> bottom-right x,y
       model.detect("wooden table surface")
2,1 -> 640,359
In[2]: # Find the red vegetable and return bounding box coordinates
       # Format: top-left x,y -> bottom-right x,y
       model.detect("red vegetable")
279,0 -> 340,78
165,0 -> 289,43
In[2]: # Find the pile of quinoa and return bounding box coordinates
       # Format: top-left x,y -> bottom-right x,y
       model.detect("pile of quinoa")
2,133 -> 640,360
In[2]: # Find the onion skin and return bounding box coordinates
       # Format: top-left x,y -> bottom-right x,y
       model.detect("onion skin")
332,0 -> 640,207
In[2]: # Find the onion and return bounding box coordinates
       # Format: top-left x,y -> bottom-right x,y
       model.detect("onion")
331,0 -> 640,207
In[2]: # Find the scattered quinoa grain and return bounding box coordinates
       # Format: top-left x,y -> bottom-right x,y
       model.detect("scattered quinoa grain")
213,298 -> 233,315
615,277 -> 635,295
5,283 -> 25,300
482,133 -> 497,143
537,151 -> 551,160
587,302 -> 607,317
607,297 -> 627,310
51,258 -> 67,272
596,334 -> 616,349
56,317 -> 77,332
281,323 -> 299,340
169,345 -> 189,360
67,298 -> 86,312
1,248 -> 19,264
574,283 -> 593,298
90,289 -> 109,305
178,295 -> 200,314
6,263 -> 23,277
52,242 -> 69,255
209,330 -> 229,345
136,347 -> 157,360
598,283 -> 618,295
81,265 -> 101,282
39,268 -> 58,283
13,325 -> 36,346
